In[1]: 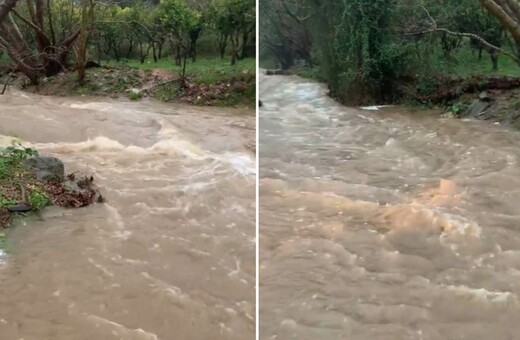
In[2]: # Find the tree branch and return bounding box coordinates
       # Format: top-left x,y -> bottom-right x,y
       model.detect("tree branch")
480,0 -> 520,44
0,0 -> 18,26
12,9 -> 45,36
405,27 -> 519,63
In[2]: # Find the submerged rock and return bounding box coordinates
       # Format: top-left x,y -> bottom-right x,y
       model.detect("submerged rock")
464,99 -> 494,119
23,156 -> 65,182
266,69 -> 285,76
6,204 -> 31,213
479,91 -> 492,101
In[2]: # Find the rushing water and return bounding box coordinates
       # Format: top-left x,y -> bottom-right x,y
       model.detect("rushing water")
0,91 -> 255,340
259,72 -> 520,340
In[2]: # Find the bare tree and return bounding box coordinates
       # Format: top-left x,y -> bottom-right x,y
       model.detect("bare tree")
479,0 -> 520,63
0,0 -> 80,84
0,0 -> 18,26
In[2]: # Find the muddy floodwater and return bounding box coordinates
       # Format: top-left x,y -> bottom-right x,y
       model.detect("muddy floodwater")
0,91 -> 255,340
259,72 -> 520,340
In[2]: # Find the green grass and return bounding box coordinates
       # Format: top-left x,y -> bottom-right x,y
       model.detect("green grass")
429,44 -> 520,77
0,53 -> 11,67
106,57 -> 255,84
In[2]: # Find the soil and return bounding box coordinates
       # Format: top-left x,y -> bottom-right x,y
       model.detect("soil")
1,66 -> 255,107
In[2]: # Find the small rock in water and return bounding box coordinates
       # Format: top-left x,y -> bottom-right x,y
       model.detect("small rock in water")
479,91 -> 492,101
464,99 -> 493,119
266,69 -> 285,75
128,88 -> 141,95
6,204 -> 31,213
23,156 -> 64,182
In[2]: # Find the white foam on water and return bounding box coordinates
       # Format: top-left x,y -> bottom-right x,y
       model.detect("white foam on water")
360,105 -> 394,111
436,212 -> 482,238
150,139 -> 207,160
70,103 -> 118,112
32,136 -> 128,153
0,249 -> 6,265
104,204 -> 132,240
86,314 -> 158,340
444,285 -> 518,304
0,135 -> 22,148
34,135 -> 211,161
217,153 -> 256,176
183,181 -> 215,193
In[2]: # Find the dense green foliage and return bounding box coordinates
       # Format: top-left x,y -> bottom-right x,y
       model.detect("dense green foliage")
0,0 -> 255,84
0,145 -> 38,180
261,0 -> 520,105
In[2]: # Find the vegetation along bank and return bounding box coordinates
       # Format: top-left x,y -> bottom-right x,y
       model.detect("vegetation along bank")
0,0 -> 255,107
260,0 -> 520,127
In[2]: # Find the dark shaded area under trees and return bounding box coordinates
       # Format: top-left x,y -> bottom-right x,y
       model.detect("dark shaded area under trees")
260,0 -> 520,106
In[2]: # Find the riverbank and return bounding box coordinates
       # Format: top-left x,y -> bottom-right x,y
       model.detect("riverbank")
0,143 -> 102,230
0,58 -> 255,108
265,66 -> 520,130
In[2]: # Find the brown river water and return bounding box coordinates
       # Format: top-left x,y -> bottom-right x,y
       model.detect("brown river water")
0,91 -> 255,340
259,72 -> 520,340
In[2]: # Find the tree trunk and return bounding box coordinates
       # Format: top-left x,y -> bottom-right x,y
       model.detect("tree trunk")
77,0 -> 95,85
191,43 -> 197,62
175,45 -> 181,66
152,41 -> 157,62
0,0 -> 18,26
139,42 -> 148,64
189,26 -> 202,63
112,40 -> 120,61
490,50 -> 499,70
230,32 -> 239,65
240,31 -> 249,59
218,33 -> 228,59
126,36 -> 133,59
480,0 -> 520,50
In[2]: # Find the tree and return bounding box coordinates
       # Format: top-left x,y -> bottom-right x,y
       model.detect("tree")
0,0 -> 81,84
0,0 -> 18,25
479,0 -> 520,61
303,0 -> 410,104
156,0 -> 199,65
214,0 -> 254,65
76,0 -> 96,84
260,0 -> 312,69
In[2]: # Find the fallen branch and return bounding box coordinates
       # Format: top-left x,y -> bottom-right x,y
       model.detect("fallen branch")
0,70 -> 13,94
411,75 -> 520,102
405,27 -> 519,64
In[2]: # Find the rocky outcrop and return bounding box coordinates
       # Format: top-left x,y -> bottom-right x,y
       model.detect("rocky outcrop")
463,91 -> 494,119
266,69 -> 287,76
23,156 -> 64,182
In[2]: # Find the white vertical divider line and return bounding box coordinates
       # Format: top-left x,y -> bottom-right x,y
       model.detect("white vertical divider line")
255,0 -> 260,338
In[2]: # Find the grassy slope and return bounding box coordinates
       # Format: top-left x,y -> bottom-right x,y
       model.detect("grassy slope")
2,50 -> 255,106
107,57 -> 256,107
430,47 -> 520,77
107,57 -> 255,84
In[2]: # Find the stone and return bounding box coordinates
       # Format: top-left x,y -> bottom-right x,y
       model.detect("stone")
6,204 -> 31,213
23,156 -> 65,182
464,99 -> 493,119
479,91 -> 492,101
128,88 -> 141,95
266,69 -> 285,76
